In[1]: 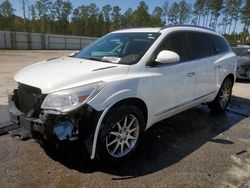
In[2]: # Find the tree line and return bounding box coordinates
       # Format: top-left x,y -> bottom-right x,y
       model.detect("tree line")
0,0 -> 249,44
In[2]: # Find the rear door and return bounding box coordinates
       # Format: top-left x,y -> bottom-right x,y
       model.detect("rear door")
186,32 -> 217,99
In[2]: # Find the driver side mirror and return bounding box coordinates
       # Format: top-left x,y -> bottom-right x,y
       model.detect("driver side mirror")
155,50 -> 180,64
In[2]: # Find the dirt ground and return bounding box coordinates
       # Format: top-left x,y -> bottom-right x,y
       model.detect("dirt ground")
0,50 -> 73,105
0,50 -> 250,187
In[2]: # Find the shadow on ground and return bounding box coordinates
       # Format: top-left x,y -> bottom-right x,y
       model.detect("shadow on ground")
236,79 -> 250,83
39,95 -> 250,179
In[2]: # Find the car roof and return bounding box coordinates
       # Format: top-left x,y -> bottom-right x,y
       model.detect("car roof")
113,25 -> 219,36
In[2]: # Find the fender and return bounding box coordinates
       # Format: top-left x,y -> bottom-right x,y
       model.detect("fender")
88,87 -> 152,113
89,94 -> 149,159
90,104 -> 112,159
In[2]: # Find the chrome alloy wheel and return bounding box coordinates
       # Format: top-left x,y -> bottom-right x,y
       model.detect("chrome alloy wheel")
105,114 -> 140,158
219,81 -> 231,108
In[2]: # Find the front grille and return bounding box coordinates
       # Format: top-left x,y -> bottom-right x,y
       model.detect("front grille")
18,83 -> 45,117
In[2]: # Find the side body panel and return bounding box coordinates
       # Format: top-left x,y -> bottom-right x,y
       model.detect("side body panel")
194,56 -> 217,98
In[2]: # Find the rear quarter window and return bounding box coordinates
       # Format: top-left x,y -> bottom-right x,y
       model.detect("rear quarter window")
211,35 -> 230,54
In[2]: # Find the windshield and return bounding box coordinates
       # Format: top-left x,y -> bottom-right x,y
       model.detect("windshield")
75,32 -> 160,65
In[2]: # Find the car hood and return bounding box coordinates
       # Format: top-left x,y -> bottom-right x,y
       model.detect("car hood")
14,57 -> 129,93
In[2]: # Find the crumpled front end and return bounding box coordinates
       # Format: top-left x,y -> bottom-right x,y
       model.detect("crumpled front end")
8,83 -> 100,148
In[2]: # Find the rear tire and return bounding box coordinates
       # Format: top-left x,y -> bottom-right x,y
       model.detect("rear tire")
208,78 -> 233,113
96,105 -> 145,165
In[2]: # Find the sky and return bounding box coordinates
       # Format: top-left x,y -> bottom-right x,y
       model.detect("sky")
4,0 -> 243,33
8,0 -> 183,14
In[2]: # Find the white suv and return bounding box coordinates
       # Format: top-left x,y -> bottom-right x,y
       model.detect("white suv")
9,26 -> 237,164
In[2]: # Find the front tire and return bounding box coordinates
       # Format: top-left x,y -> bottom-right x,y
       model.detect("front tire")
96,105 -> 145,165
208,78 -> 233,113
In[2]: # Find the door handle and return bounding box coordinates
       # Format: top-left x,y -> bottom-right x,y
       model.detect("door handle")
187,72 -> 195,77
215,65 -> 221,69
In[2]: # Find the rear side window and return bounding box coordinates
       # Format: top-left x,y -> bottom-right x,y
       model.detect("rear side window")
211,35 -> 230,54
186,32 -> 215,59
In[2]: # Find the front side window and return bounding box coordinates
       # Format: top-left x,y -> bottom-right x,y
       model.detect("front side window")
75,32 -> 160,65
153,32 -> 190,63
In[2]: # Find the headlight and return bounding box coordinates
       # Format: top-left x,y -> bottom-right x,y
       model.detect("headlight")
41,81 -> 105,112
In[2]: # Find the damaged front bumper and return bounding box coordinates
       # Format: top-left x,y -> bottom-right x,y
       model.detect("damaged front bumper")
8,96 -> 45,138
8,94 -> 100,144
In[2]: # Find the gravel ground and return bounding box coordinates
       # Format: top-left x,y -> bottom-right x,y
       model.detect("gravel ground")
0,50 -> 250,188
0,50 -> 73,105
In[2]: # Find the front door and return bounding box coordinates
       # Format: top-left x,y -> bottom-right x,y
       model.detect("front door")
150,31 -> 196,116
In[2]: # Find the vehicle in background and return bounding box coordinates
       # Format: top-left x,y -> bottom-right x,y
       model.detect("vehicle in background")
232,47 -> 250,80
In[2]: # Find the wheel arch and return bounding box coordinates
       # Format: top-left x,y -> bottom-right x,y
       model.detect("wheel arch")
90,97 -> 148,159
108,97 -> 148,126
214,73 -> 235,100
225,73 -> 235,84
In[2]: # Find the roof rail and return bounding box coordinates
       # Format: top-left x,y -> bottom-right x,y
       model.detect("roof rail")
117,26 -> 160,31
160,25 -> 216,32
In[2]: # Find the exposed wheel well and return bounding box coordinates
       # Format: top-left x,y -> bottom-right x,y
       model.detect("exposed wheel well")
109,98 -> 148,127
